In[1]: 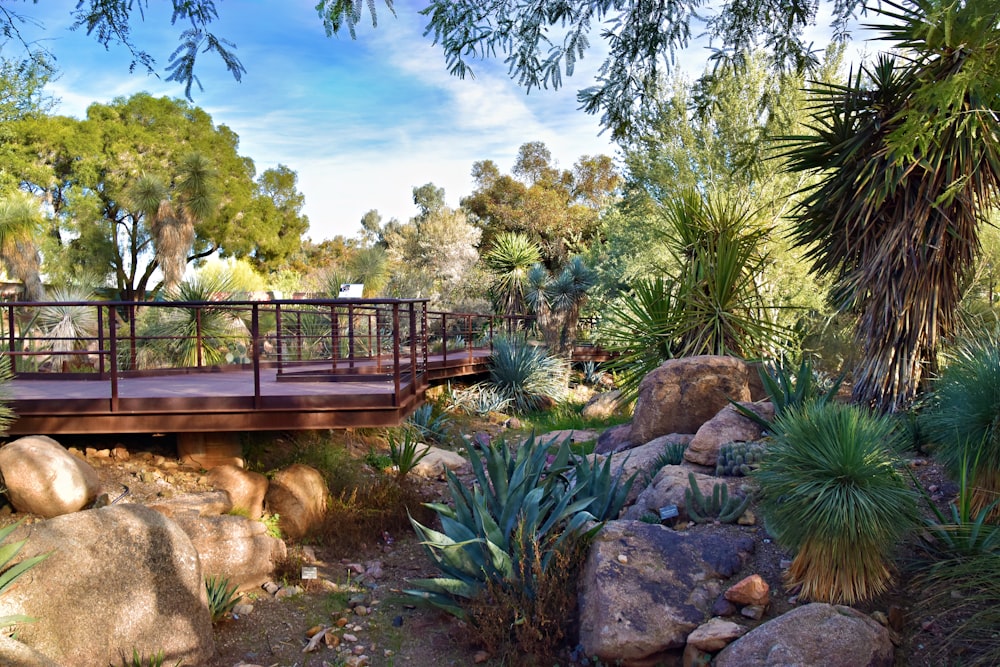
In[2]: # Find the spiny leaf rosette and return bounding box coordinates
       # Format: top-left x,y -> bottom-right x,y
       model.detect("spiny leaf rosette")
755,401 -> 919,604
780,0 -> 1000,412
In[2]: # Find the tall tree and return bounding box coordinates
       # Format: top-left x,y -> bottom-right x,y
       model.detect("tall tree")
781,0 -> 1000,411
7,93 -> 291,300
462,142 -> 619,268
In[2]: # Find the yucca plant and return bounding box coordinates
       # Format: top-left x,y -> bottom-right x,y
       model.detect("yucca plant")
756,401 -> 919,604
483,232 -> 543,317
920,336 -> 1000,520
406,433 -> 633,620
487,335 -> 570,413
36,286 -> 99,370
779,0 -> 1000,411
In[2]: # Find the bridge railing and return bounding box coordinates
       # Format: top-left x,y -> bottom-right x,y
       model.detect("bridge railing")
0,297 -> 437,408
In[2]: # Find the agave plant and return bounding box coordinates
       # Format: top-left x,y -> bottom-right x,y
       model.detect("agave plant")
487,335 -> 570,413
756,401 -> 919,604
733,356 -> 845,429
406,433 -> 634,619
0,520 -> 49,630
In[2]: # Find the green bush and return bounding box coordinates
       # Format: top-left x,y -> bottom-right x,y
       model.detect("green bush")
919,336 -> 1000,519
406,433 -> 634,657
755,402 -> 919,604
487,336 -> 570,413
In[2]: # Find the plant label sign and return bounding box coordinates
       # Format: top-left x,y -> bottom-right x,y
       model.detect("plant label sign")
301,566 -> 318,580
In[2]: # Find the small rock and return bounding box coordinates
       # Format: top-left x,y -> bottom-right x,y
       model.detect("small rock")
302,545 -> 318,562
741,605 -> 766,620
871,611 -> 889,626
725,574 -> 770,607
232,603 -> 254,615
737,509 -> 756,525
262,581 -> 280,595
111,447 -> 130,461
325,633 -> 341,648
306,625 -> 325,638
275,585 -> 303,599
335,617 -> 350,627
506,417 -> 521,429
711,596 -> 738,617
355,606 -> 368,616
473,650 -> 491,663
352,645 -> 366,655
343,656 -> 370,667
343,633 -> 358,642
617,554 -> 628,565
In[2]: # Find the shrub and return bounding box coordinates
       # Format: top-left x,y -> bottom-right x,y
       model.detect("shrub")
919,336 -> 1000,519
755,402 -> 919,604
488,336 -> 570,413
388,429 -> 430,482
406,434 -> 634,658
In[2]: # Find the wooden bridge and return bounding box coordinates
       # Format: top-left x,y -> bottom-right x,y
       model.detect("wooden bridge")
0,298 -> 604,437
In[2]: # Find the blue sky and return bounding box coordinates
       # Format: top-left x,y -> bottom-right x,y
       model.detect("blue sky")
14,2 -> 624,242
14,2 -> 869,243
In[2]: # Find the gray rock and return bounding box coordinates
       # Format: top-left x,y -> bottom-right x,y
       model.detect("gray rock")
577,519 -> 754,664
0,634 -> 60,667
630,356 -> 752,444
0,505 -> 214,667
148,490 -> 233,518
715,603 -> 894,667
0,435 -> 100,517
582,390 -> 625,421
597,435 -> 694,507
594,423 -> 634,454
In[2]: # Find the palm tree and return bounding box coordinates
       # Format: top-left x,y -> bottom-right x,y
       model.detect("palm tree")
0,191 -> 44,301
781,0 -> 1000,411
130,152 -> 218,293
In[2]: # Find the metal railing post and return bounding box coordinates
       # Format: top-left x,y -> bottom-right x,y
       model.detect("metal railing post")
109,309 -> 119,412
6,305 -> 15,375
392,302 -> 401,405
252,303 -> 261,409
274,302 -> 284,374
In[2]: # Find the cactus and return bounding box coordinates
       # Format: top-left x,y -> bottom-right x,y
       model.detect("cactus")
715,441 -> 767,477
684,472 -> 752,524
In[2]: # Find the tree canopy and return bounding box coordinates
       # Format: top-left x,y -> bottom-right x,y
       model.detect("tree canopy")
3,0 -> 863,138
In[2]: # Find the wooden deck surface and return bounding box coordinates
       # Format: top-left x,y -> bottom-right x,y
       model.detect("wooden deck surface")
6,350 -> 492,435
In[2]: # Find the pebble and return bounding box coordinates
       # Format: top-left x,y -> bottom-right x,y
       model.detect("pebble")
232,603 -> 254,615
275,585 -> 302,599
741,605 -> 766,620
343,656 -> 369,667
262,582 -> 280,595
617,554 -> 628,564
335,617 -> 349,627
473,650 -> 490,663
343,633 -> 358,643
355,605 -> 369,616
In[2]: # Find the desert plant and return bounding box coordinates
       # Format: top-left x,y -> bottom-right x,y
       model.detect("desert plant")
388,429 -> 430,482
0,519 -> 49,630
205,574 -> 241,623
36,285 -> 99,370
407,403 -> 451,443
734,356 -> 844,430
118,648 -> 181,667
406,433 -> 632,622
684,473 -> 751,524
920,335 -> 1000,520
910,552 -> 1000,667
756,401 -> 920,604
715,441 -> 767,477
487,335 -> 570,413
447,383 -> 513,416
918,442 -> 1000,558
654,441 -> 687,468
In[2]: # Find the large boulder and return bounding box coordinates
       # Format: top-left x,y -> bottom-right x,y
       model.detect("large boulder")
577,519 -> 754,665
0,504 -> 214,667
265,464 -> 330,541
684,402 -> 773,467
624,465 -> 740,523
205,465 -> 269,519
630,356 -> 753,444
594,423 -> 634,455
0,435 -> 100,517
714,603 -> 894,667
170,513 -> 287,591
